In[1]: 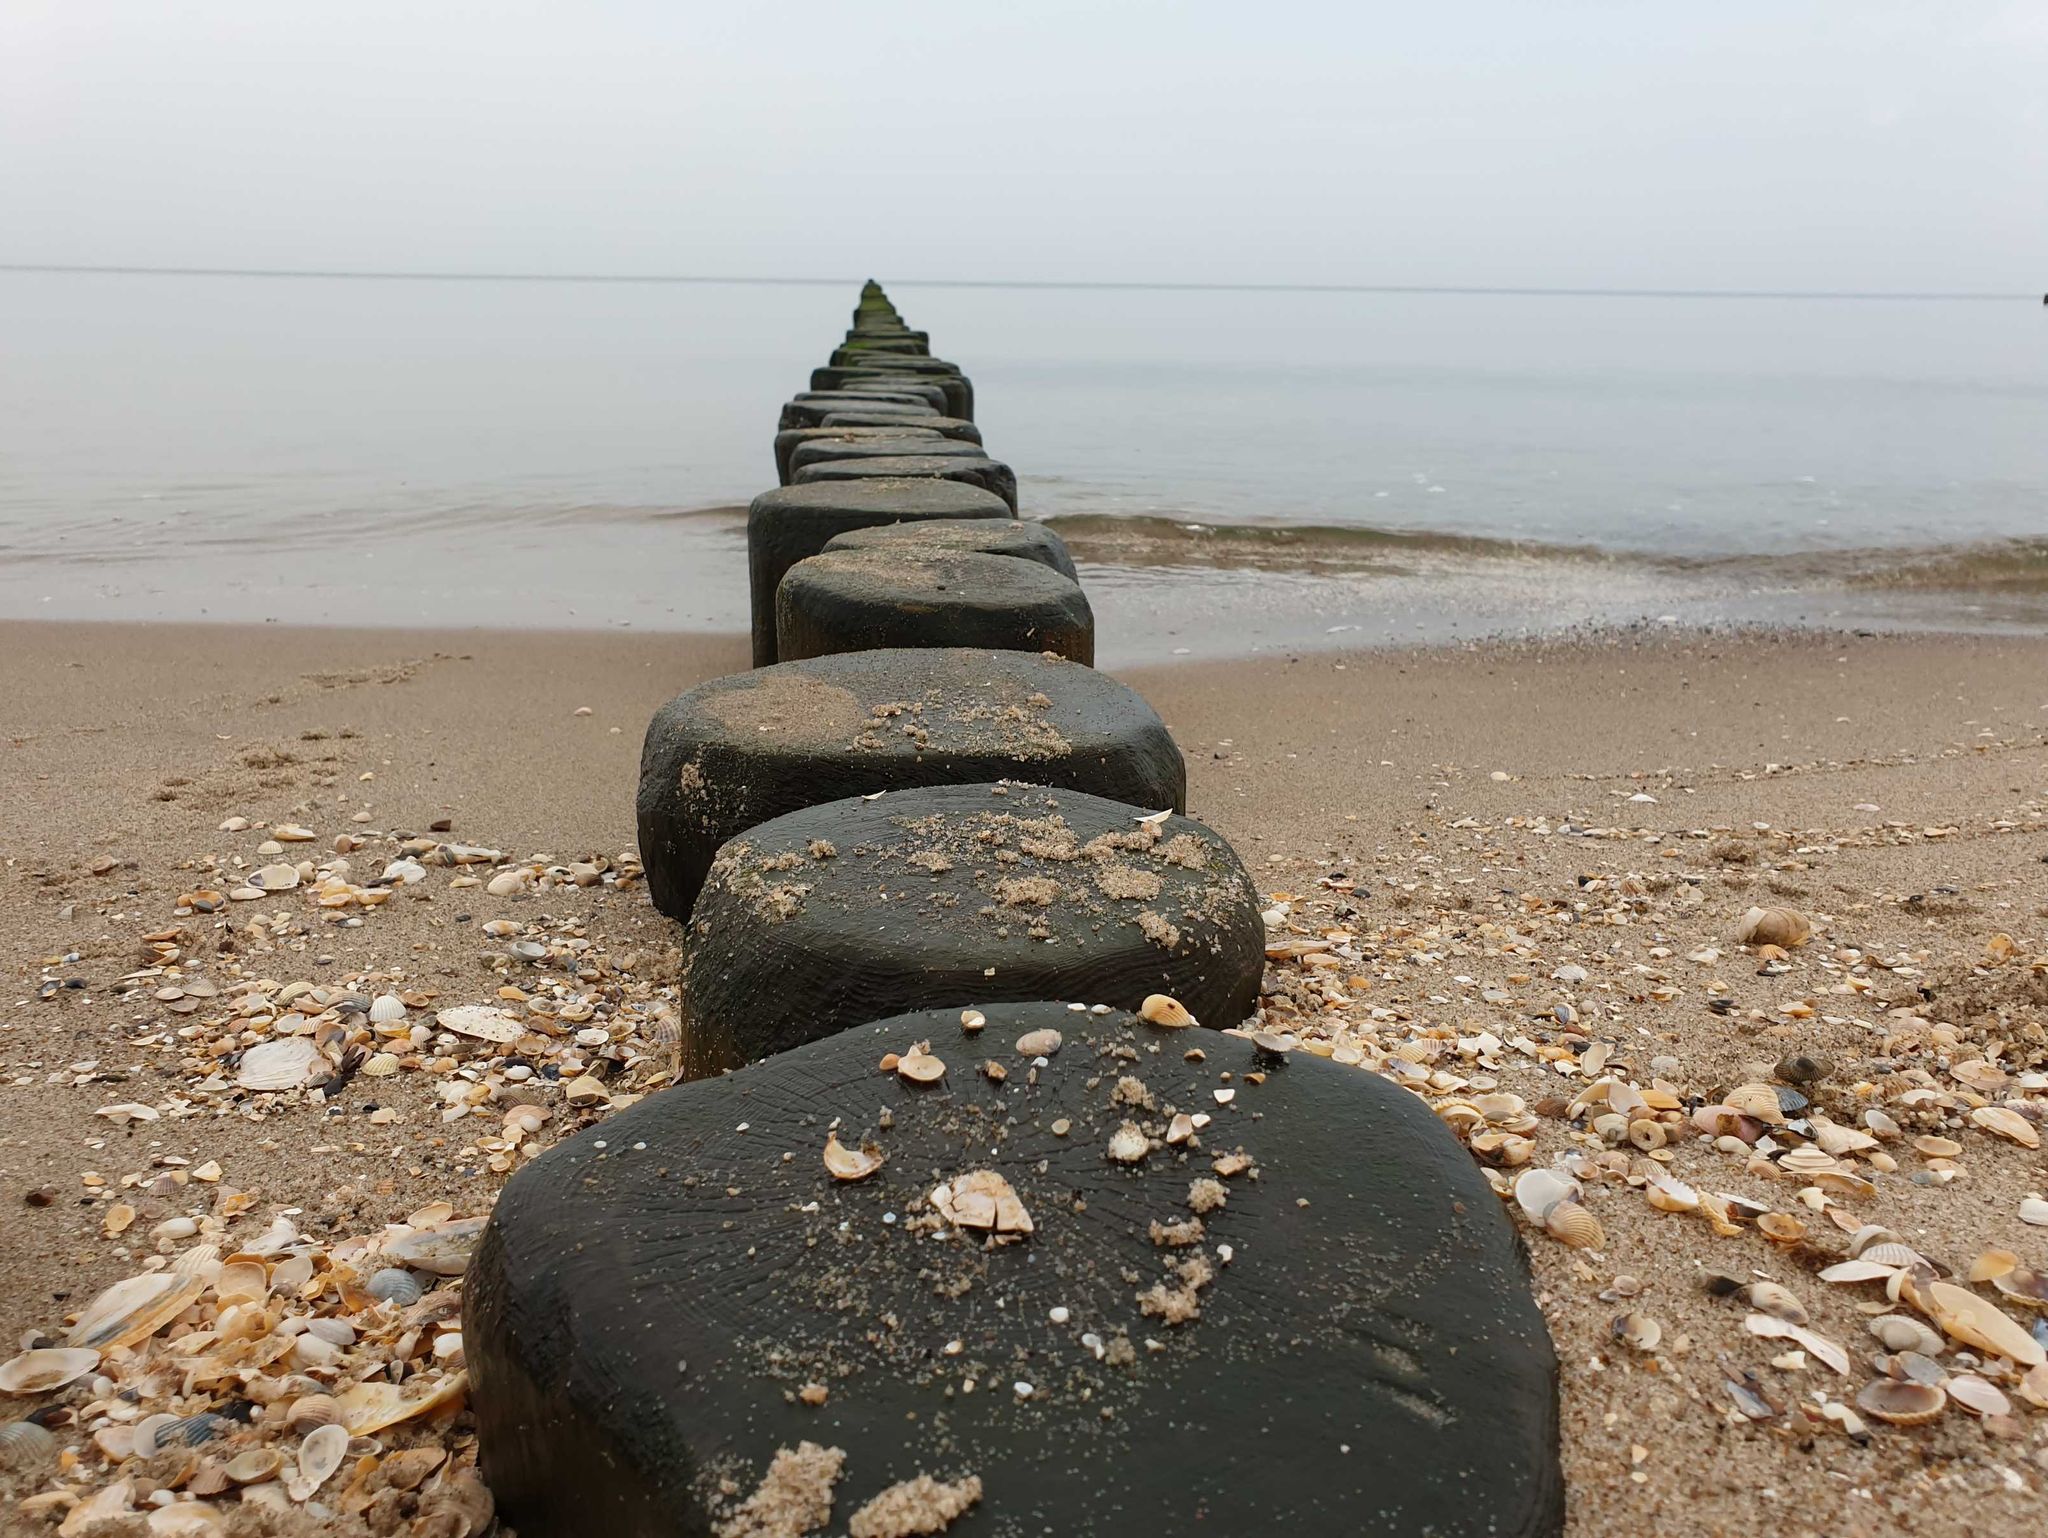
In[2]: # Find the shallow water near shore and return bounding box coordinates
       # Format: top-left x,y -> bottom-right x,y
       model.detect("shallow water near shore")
3,270 -> 2045,660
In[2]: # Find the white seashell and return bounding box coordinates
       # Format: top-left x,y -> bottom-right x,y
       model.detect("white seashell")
2022,1197 -> 2048,1228
381,858 -> 427,885
235,1037 -> 324,1092
1513,1166 -> 1578,1221
366,1268 -> 425,1305
435,1005 -> 523,1043
1138,994 -> 1197,1028
0,1347 -> 100,1394
381,1216 -> 486,1275
1945,1374 -> 2011,1417
224,1448 -> 283,1484
286,1423 -> 348,1502
1924,1281 -> 2045,1367
1015,1028 -> 1063,1057
930,1170 -> 1033,1235
66,1271 -> 205,1350
1736,905 -> 1810,947
368,994 -> 407,1024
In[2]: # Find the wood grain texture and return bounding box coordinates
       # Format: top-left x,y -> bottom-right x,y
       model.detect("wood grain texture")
466,1001 -> 1563,1538
775,549 -> 1092,666
682,783 -> 1258,1077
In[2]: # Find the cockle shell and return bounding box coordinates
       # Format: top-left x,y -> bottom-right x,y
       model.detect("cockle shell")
234,1037 -> 325,1092
1869,1315 -> 1944,1355
1544,1201 -> 1605,1249
1139,994 -> 1197,1028
366,1268 -> 424,1306
1856,1378 -> 1945,1425
285,1394 -> 341,1434
0,1420 -> 56,1464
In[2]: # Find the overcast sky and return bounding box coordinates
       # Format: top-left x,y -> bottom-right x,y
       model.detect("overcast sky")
2,1 -> 2042,291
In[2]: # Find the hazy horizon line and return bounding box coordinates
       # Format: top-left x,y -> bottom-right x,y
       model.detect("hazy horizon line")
0,261 -> 2033,302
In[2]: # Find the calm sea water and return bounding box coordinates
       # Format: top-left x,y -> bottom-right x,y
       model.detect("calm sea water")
3,272 -> 2045,661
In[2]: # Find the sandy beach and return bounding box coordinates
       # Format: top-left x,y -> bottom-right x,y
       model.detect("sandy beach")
5,617 -> 2048,1535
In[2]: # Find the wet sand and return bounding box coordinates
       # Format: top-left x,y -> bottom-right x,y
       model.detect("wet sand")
4,619 -> 2047,1534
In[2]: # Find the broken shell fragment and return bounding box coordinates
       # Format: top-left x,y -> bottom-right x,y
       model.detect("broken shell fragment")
1744,1314 -> 1849,1374
1739,1281 -> 1810,1325
1106,1122 -> 1150,1164
1138,993 -> 1197,1029
929,1170 -> 1033,1236
1613,1312 -> 1662,1351
333,1371 -> 468,1434
224,1449 -> 283,1485
822,1134 -> 883,1182
0,1420 -> 57,1464
435,1005 -> 524,1044
0,1347 -> 100,1395
1736,905 -> 1810,948
1757,1213 -> 1806,1244
380,1216 -> 486,1275
895,1048 -> 946,1084
1856,1378 -> 1946,1426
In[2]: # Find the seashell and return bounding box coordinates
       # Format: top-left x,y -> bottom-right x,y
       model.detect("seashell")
1756,1213 -> 1806,1244
0,1346 -> 100,1395
66,1271 -> 205,1351
1015,1028 -> 1063,1057
285,1394 -> 341,1434
380,1446 -> 448,1492
333,1371 -> 468,1434
1248,1029 -> 1295,1055
2019,1363 -> 2048,1411
1923,1281 -> 2046,1367
1970,1105 -> 2040,1148
368,994 -> 407,1024
822,1134 -> 883,1183
1468,1130 -> 1533,1167
895,1048 -> 946,1085
235,1037 -> 324,1092
1861,1108 -> 1902,1141
1886,1350 -> 1948,1386
1856,1378 -> 1945,1426
1544,1201 -> 1604,1250
1723,1083 -> 1787,1123
1514,1166 -> 1579,1221
1626,1118 -> 1667,1152
2020,1196 -> 2048,1228
1642,1170 -> 1700,1214
1808,1118 -> 1878,1158
1991,1265 -> 2048,1311
1106,1123 -> 1150,1164
380,1216 -> 486,1276
365,1267 -> 424,1306
215,1259 -> 269,1305
1773,1052 -> 1830,1085
152,1412 -> 227,1449
1737,905 -> 1810,948
1912,1134 -> 1962,1159
1855,1242 -> 1928,1270
1869,1315 -> 1944,1355
1473,1093 -> 1528,1124
958,1009 -> 986,1033
0,1420 -> 57,1464
1737,1281 -> 1809,1325
435,1005 -> 523,1043
1612,1312 -> 1662,1351
286,1422 -> 349,1502
1945,1374 -> 2011,1417
1138,994 -> 1197,1029
225,1448 -> 283,1483
929,1170 -> 1033,1236
1967,1249 -> 2018,1283
249,862 -> 302,891
1743,1314 -> 1849,1375
1818,1259 -> 1897,1285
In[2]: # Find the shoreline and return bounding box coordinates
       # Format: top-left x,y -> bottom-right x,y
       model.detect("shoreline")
7,618 -> 2048,1535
